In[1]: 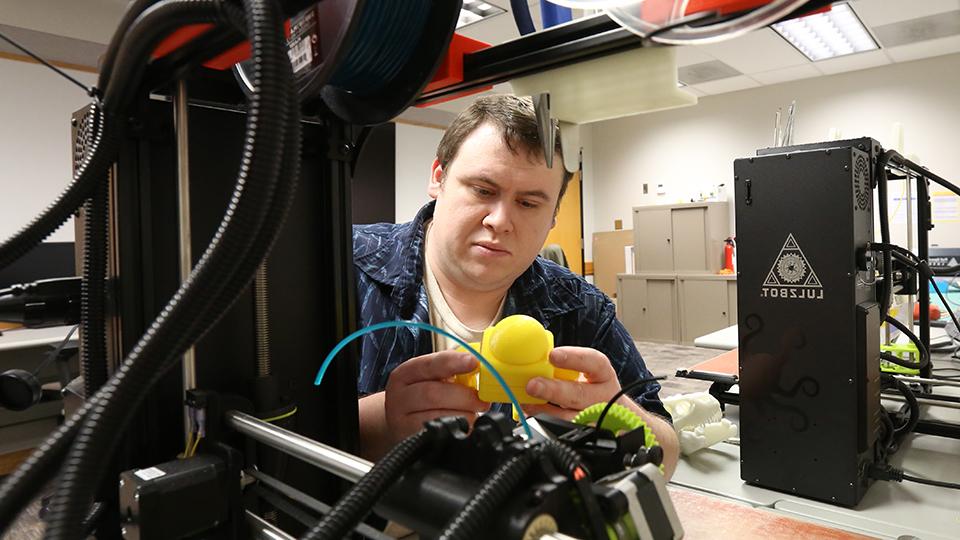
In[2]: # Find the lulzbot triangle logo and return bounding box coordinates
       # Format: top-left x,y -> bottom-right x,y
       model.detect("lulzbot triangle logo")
761,234 -> 824,300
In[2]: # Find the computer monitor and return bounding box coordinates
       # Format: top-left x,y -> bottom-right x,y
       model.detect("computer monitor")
0,242 -> 76,289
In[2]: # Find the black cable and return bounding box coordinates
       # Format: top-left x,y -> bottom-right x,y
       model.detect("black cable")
901,474 -> 960,490
302,430 -> 431,540
881,315 -> 929,371
594,376 -> 666,436
0,29 -> 94,96
543,441 -> 607,540
510,0 -> 536,36
29,325 -> 79,377
880,374 -> 920,449
876,151 -> 895,318
926,272 -> 960,334
871,465 -> 960,490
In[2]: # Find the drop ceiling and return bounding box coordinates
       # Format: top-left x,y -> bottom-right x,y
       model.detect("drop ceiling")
2,1 -> 958,109
437,0 -> 960,110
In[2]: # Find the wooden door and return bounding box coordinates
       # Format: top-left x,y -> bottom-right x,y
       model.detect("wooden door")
544,172 -> 583,274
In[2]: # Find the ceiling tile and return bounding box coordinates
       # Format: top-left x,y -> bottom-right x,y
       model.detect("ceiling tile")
814,48 -> 890,74
751,64 -> 822,85
873,10 -> 960,48
697,28 -> 809,74
885,35 -> 960,62
678,60 -> 741,85
851,0 -> 960,28
674,45 -> 715,67
690,75 -> 760,96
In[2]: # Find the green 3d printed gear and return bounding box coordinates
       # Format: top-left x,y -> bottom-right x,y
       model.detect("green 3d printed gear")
573,402 -> 658,451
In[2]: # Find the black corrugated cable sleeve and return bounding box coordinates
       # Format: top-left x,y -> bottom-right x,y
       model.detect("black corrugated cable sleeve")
301,430 -> 432,540
0,61 -> 298,540
0,3 -> 254,533
80,180 -> 110,398
0,4 -> 251,531
0,102 -> 117,271
97,0 -> 162,91
439,448 -> 541,540
102,0 -> 244,111
43,0 -> 293,536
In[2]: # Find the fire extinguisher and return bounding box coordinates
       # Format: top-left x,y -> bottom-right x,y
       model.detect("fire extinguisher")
720,237 -> 735,274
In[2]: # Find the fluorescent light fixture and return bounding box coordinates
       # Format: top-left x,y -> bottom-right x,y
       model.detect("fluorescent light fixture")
772,3 -> 878,61
457,0 -> 506,29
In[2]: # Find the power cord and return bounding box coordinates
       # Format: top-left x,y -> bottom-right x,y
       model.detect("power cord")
593,376 -> 667,437
870,464 -> 960,490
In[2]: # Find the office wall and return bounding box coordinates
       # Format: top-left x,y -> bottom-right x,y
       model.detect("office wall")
588,52 -> 960,250
0,58 -> 97,243
395,122 -> 444,223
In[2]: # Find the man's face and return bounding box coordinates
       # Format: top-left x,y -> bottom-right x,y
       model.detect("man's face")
427,122 -> 564,293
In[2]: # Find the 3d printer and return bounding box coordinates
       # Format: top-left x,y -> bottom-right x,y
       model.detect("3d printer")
1,1 -> 913,538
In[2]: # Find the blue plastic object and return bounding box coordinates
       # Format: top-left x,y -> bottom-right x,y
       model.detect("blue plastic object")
314,320 -> 533,438
540,1 -> 573,28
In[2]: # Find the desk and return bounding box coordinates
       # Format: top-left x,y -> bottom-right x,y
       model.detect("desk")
693,324 -> 738,350
693,323 -> 953,352
0,326 -> 75,352
667,486 -> 872,539
669,369 -> 960,539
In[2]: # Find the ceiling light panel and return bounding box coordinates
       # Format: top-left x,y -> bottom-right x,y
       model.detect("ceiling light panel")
772,3 -> 879,61
457,1 -> 506,29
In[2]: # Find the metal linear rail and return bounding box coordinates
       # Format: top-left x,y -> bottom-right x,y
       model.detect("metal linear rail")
226,410 -> 372,482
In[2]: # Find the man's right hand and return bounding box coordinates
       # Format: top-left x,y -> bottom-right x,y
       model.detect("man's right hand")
383,351 -> 489,444
358,351 -> 488,459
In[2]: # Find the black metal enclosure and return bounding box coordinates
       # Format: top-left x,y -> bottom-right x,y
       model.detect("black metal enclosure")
81,91 -> 361,527
734,139 -> 882,506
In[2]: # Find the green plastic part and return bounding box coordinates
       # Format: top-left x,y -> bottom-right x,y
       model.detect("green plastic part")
572,403 -> 658,452
880,342 -> 920,375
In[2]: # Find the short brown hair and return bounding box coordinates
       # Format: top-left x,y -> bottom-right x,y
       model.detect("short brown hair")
436,94 -> 575,206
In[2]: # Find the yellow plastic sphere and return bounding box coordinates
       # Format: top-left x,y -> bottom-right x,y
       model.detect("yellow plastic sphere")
487,315 -> 551,366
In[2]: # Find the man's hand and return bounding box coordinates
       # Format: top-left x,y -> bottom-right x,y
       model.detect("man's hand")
384,350 -> 489,442
523,346 -> 679,478
359,351 -> 489,460
523,346 -> 621,420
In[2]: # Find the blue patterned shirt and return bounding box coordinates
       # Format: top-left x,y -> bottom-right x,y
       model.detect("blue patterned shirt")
353,202 -> 669,420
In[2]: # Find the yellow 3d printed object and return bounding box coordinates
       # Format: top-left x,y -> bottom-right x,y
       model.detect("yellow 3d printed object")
455,314 -> 579,403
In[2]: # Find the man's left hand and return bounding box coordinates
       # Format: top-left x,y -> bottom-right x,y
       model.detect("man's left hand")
523,346 -> 623,420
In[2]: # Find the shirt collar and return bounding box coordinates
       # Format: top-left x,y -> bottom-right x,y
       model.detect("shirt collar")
354,201 -> 435,316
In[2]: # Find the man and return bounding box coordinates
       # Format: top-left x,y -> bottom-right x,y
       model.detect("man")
353,95 -> 678,476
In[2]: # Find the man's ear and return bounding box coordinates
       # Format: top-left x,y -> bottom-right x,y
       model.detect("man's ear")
428,158 -> 443,199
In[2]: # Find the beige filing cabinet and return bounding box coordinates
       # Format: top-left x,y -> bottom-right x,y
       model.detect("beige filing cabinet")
616,274 -> 679,343
677,275 -> 737,344
632,202 -> 730,273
